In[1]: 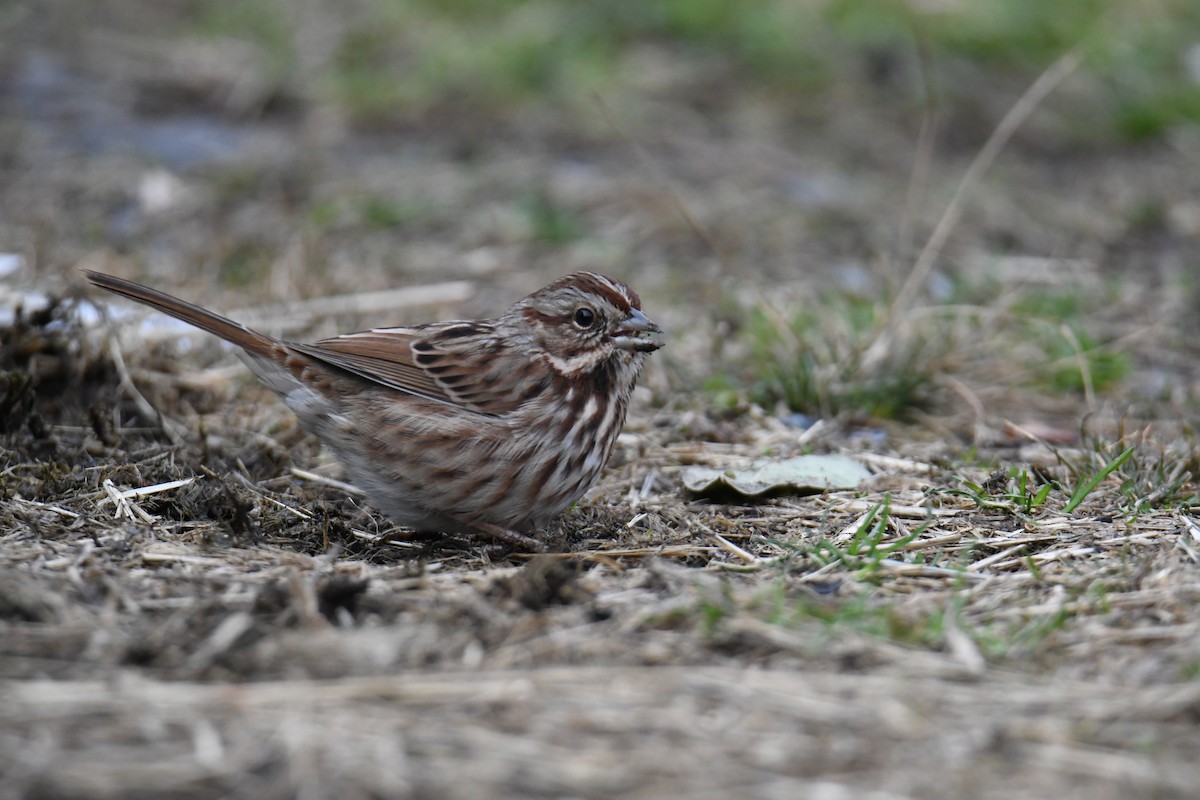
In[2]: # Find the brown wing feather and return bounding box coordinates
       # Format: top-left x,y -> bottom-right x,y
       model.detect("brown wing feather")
295,323 -> 539,416
291,330 -> 452,405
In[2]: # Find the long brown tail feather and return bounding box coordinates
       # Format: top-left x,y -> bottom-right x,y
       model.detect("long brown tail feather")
84,270 -> 281,359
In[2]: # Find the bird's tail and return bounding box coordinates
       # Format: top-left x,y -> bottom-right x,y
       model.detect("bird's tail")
84,270 -> 279,359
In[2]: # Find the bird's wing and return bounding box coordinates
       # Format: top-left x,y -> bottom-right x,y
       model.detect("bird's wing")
291,322 -> 545,416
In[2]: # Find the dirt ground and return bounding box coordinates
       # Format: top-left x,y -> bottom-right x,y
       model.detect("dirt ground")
3,4 -> 1200,799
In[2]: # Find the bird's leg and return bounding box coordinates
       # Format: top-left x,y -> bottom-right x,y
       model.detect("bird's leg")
469,521 -> 549,553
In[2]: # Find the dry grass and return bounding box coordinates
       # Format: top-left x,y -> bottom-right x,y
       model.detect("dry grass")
2,297 -> 1199,797
5,3 -> 1200,797
6,667 -> 1200,799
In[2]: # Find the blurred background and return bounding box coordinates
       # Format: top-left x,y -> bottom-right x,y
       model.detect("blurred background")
3,0 -> 1200,436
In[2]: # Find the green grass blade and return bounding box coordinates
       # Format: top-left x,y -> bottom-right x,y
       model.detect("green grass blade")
1062,445 -> 1136,514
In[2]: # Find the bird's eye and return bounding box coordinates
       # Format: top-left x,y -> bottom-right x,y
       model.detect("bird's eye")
572,307 -> 596,329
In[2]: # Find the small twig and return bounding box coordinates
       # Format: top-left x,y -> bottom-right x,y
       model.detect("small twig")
290,467 -> 365,496
101,478 -> 157,523
107,337 -> 185,446
794,418 -> 829,448
864,50 -> 1083,369
710,533 -> 758,564
833,499 -> 957,519
226,472 -> 313,520
514,546 -> 719,561
942,602 -> 987,676
593,92 -> 731,298
11,497 -> 81,519
1058,323 -> 1096,411
111,477 -> 197,501
876,559 -> 987,582
183,612 -> 256,672
968,543 -> 1029,572
853,452 -> 938,475
1178,516 -> 1200,563
348,528 -> 425,550
899,532 -> 962,552
891,31 -> 940,281
638,470 -> 659,499
895,49 -> 1082,313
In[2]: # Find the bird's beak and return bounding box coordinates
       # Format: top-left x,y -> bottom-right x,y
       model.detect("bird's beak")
612,308 -> 664,353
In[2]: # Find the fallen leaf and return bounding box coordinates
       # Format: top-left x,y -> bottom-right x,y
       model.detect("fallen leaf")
681,455 -> 870,498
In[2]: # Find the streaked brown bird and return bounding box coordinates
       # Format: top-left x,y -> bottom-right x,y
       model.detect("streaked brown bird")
86,271 -> 663,550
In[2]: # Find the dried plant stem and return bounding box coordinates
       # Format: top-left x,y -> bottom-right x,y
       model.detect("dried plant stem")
108,337 -> 185,446
864,50 -> 1083,369
593,92 -> 731,297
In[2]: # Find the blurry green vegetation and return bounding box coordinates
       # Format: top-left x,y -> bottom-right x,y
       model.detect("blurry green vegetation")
1061,442 -> 1135,513
693,574 -> 949,651
725,293 -> 941,420
185,0 -> 1200,140
358,194 -> 425,230
520,191 -> 585,244
1074,435 -> 1199,514
941,432 -> 1197,518
952,467 -> 1055,517
969,606 -> 1071,660
716,566 -> 1069,661
715,276 -> 1133,421
800,497 -> 932,581
193,0 -> 295,81
1010,290 -> 1132,395
777,591 -> 948,650
216,241 -> 273,287
303,193 -> 433,233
